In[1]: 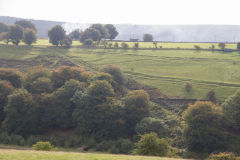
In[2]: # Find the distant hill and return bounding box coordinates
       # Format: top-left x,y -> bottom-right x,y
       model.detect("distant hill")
1,16 -> 240,42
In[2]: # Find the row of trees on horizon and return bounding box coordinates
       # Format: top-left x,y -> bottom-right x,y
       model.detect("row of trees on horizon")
0,20 -> 155,47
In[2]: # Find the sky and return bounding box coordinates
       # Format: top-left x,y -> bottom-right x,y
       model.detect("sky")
0,0 -> 239,25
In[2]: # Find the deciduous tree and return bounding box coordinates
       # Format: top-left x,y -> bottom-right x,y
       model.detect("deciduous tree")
68,29 -> 81,40
8,24 -> 23,45
123,90 -> 150,136
0,22 -> 8,34
90,24 -> 109,40
0,32 -> 10,44
80,28 -> 101,42
143,34 -> 153,42
222,91 -> 240,129
104,24 -> 118,40
15,20 -> 37,32
183,101 -> 226,153
48,25 -> 66,46
3,89 -> 39,136
135,132 -> 169,156
23,28 -> 37,45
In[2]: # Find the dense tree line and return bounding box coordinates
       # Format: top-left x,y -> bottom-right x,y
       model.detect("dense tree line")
0,20 -> 37,45
47,24 -> 119,47
0,21 -> 119,47
0,65 -> 151,140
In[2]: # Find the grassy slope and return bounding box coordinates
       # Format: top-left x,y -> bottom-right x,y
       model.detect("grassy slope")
67,48 -> 240,100
1,41 -> 240,100
0,149 -> 187,160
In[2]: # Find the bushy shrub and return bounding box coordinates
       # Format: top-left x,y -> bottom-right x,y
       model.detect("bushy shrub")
95,139 -> 134,154
135,132 -> 169,156
25,134 -> 86,148
0,133 -> 25,146
87,80 -> 115,102
108,43 -> 112,48
3,89 -> 39,136
237,43 -> 240,50
23,67 -> 53,94
26,136 -> 40,146
185,83 -> 192,93
211,45 -> 215,50
206,89 -> 217,103
51,66 -> 88,89
95,140 -> 115,152
115,139 -> 134,154
114,42 -> 119,48
218,43 -> 226,50
32,141 -> 54,151
134,43 -> 139,49
61,37 -> 72,48
0,68 -> 22,88
103,65 -> 125,86
23,28 -> 37,45
83,38 -> 93,46
0,80 -> 14,124
222,91 -> 240,129
63,135 -> 85,148
194,45 -> 201,50
121,42 -> 129,49
135,117 -> 168,138
206,152 -> 237,160
183,101 -> 226,153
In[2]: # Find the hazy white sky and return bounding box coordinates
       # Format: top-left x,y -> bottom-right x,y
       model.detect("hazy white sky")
0,0 -> 239,25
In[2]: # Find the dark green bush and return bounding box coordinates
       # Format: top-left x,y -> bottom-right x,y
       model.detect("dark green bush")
135,117 -> 168,138
83,39 -> 93,46
0,80 -> 14,124
194,45 -> 201,50
108,146 -> 120,154
185,83 -> 192,93
95,139 -> 133,154
222,91 -> 240,129
115,139 -> 134,154
32,141 -> 54,151
23,67 -> 53,94
121,42 -> 129,49
3,89 -> 39,136
103,65 -> 125,86
0,68 -> 22,88
135,132 -> 169,156
26,135 -> 40,146
51,66 -> 88,89
206,152 -> 236,160
183,101 -> 226,153
206,89 -> 216,103
0,133 -> 25,145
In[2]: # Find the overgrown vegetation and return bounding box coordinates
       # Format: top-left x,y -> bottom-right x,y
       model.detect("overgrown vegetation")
0,65 -> 180,156
32,141 -> 54,151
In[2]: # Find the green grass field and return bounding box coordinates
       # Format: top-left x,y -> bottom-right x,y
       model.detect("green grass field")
1,41 -> 240,100
0,39 -> 238,49
0,149 -> 187,160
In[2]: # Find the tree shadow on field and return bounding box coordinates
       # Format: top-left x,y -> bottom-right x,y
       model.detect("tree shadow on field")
0,45 -> 35,59
45,46 -> 70,56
